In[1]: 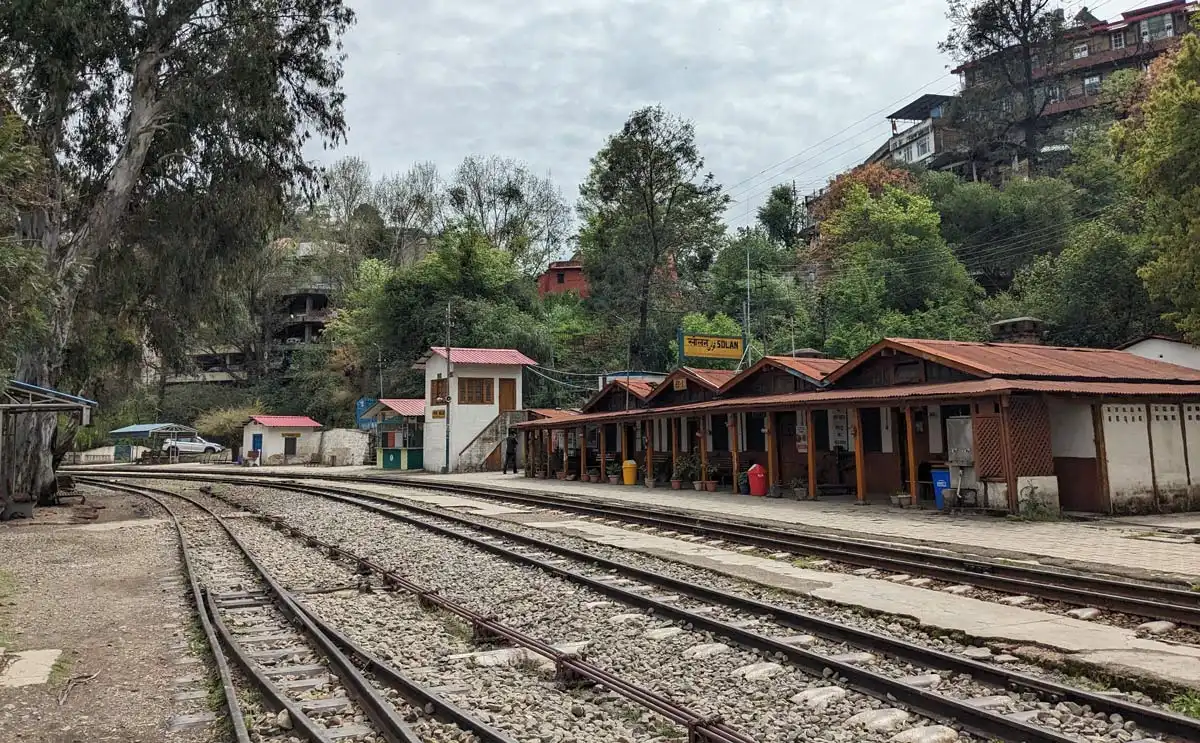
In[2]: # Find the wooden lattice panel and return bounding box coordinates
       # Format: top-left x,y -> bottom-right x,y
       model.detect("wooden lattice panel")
973,414 -> 1004,479
1010,395 -> 1054,476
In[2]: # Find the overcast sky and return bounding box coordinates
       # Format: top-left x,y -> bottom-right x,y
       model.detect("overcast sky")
317,0 -> 960,229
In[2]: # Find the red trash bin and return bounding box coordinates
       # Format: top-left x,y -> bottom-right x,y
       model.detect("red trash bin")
747,463 -> 768,497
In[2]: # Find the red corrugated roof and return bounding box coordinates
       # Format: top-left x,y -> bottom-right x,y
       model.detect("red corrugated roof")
580,378 -> 658,413
767,356 -> 845,380
378,399 -> 425,417
430,347 -> 537,366
686,367 -> 738,389
528,408 -> 580,420
826,338 -> 1200,384
251,415 -> 322,428
518,377 -> 1200,429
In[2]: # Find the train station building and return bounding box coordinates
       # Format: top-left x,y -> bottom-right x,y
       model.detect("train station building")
516,338 -> 1200,515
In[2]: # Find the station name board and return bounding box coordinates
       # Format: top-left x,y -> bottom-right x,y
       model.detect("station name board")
682,334 -> 744,360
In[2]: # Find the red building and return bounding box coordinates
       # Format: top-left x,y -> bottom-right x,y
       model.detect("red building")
538,257 -> 590,298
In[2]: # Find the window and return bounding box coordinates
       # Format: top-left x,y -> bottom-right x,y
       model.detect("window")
1072,43 -> 1089,59
1084,75 -> 1102,96
431,377 -> 449,404
1111,31 -> 1126,50
458,377 -> 494,405
283,436 -> 298,456
860,408 -> 884,453
556,272 -> 565,284
916,138 -> 930,157
1142,14 -> 1175,42
1047,85 -> 1064,103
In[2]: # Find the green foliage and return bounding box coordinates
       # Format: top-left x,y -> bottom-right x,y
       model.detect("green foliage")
71,391 -> 158,452
194,403 -> 265,441
0,113 -> 50,377
579,105 -> 729,369
995,220 -> 1163,348
756,183 -> 809,248
1115,32 -> 1200,342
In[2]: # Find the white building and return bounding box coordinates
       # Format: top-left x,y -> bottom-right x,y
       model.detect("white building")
242,414 -> 322,465
1118,335 -> 1200,371
416,347 -> 537,472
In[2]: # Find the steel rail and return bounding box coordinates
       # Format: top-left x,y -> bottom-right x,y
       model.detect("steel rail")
89,479 -> 731,743
74,467 -> 1200,625
87,480 -> 457,743
130,474 -> 1095,743
273,479 -> 1200,743
137,487 -> 253,743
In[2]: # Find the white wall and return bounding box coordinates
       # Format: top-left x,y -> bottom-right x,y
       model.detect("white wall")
241,423 -> 320,465
1123,338 -> 1200,371
1048,399 -> 1095,458
1149,404 -> 1189,503
1101,404 -> 1155,512
423,355 -> 525,472
318,428 -> 370,466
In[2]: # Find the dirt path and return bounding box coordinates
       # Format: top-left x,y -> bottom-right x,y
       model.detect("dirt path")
0,489 -> 196,742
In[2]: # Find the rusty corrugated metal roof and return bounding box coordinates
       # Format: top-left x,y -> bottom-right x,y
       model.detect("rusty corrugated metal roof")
767,356 -> 845,380
517,377 -> 1200,429
685,367 -> 738,389
528,408 -> 580,420
826,338 -> 1200,384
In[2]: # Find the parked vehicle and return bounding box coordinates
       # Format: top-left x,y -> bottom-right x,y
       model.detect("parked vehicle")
161,436 -> 224,455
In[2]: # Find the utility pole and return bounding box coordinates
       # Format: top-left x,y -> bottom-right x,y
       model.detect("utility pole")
444,301 -> 452,474
376,344 -> 384,399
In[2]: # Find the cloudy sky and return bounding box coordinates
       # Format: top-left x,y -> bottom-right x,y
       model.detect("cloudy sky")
318,0 -> 960,229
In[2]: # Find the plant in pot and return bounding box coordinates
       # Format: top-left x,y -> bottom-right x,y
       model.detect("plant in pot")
606,461 -> 621,484
704,463 -> 719,492
642,463 -> 657,488
670,465 -> 684,490
588,468 -> 600,483
737,471 -> 750,495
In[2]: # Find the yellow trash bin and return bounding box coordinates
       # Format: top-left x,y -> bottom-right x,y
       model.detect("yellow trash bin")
622,459 -> 638,486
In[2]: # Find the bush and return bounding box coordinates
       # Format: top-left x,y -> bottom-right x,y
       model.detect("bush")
194,402 -> 264,443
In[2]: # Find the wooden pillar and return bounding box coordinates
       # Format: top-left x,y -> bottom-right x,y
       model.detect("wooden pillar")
905,406 -> 918,500
545,429 -> 552,475
579,425 -> 586,479
699,416 -> 709,484
1145,402 -> 1160,510
671,417 -> 678,477
646,419 -> 655,482
729,414 -> 740,493
766,411 -> 778,491
599,422 -> 607,477
852,407 -> 866,503
1092,403 -> 1111,513
1000,397 -> 1018,512
621,421 -> 628,464
806,407 -> 817,501
525,430 -> 532,476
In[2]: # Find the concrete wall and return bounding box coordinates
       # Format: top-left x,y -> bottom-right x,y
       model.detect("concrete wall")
423,356 -> 524,472
1101,404 -> 1156,512
1048,399 -> 1095,458
1149,404 -> 1189,507
1123,338 -> 1200,371
318,428 -> 370,466
241,423 -> 321,465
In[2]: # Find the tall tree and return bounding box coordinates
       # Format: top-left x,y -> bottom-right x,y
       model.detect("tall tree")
0,113 -> 50,378
940,0 -> 1067,173
372,162 -> 444,264
324,156 -> 373,228
578,106 -> 729,369
756,182 -> 809,249
1115,31 -> 1200,340
446,155 -> 571,275
0,0 -> 353,503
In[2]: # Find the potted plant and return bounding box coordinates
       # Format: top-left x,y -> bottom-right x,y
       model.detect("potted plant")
588,468 -> 600,483
890,491 -> 914,507
737,471 -> 750,495
606,461 -> 621,485
670,467 -> 684,490
704,463 -> 719,492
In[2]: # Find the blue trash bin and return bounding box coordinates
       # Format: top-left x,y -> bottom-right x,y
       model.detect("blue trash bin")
931,467 -> 951,510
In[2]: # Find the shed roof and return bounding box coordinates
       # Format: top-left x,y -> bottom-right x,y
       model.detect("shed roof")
431,347 -> 537,366
363,399 -> 425,419
110,422 -> 197,438
825,338 -> 1200,384
250,415 -> 322,428
528,408 -> 580,420
685,367 -> 738,389
720,355 -> 845,393
580,378 -> 657,413
1115,334 -> 1188,350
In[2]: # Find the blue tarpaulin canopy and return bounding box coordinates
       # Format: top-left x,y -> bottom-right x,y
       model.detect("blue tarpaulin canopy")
109,422 -> 197,439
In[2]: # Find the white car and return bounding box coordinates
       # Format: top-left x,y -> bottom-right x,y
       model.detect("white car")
162,436 -> 225,455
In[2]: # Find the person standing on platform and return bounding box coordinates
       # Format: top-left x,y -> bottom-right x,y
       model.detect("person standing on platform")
502,431 -> 519,474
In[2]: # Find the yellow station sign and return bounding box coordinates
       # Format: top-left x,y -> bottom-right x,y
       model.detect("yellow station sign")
682,334 -> 744,360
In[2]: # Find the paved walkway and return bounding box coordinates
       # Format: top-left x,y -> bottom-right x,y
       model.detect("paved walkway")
422,473 -> 1200,579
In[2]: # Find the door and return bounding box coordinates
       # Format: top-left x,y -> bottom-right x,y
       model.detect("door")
283,436 -> 298,457
251,433 -> 263,452
499,378 -> 517,412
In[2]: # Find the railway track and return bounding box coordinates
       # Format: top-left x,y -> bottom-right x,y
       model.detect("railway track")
91,479 -> 758,743
80,467 -> 1200,627
111,481 -> 515,743
83,472 -> 1200,743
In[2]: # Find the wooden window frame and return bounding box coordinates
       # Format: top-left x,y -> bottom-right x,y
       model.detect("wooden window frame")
458,377 -> 495,405
431,377 -> 449,404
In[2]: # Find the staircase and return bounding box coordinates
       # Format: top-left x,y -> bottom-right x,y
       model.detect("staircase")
458,411 -> 524,472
